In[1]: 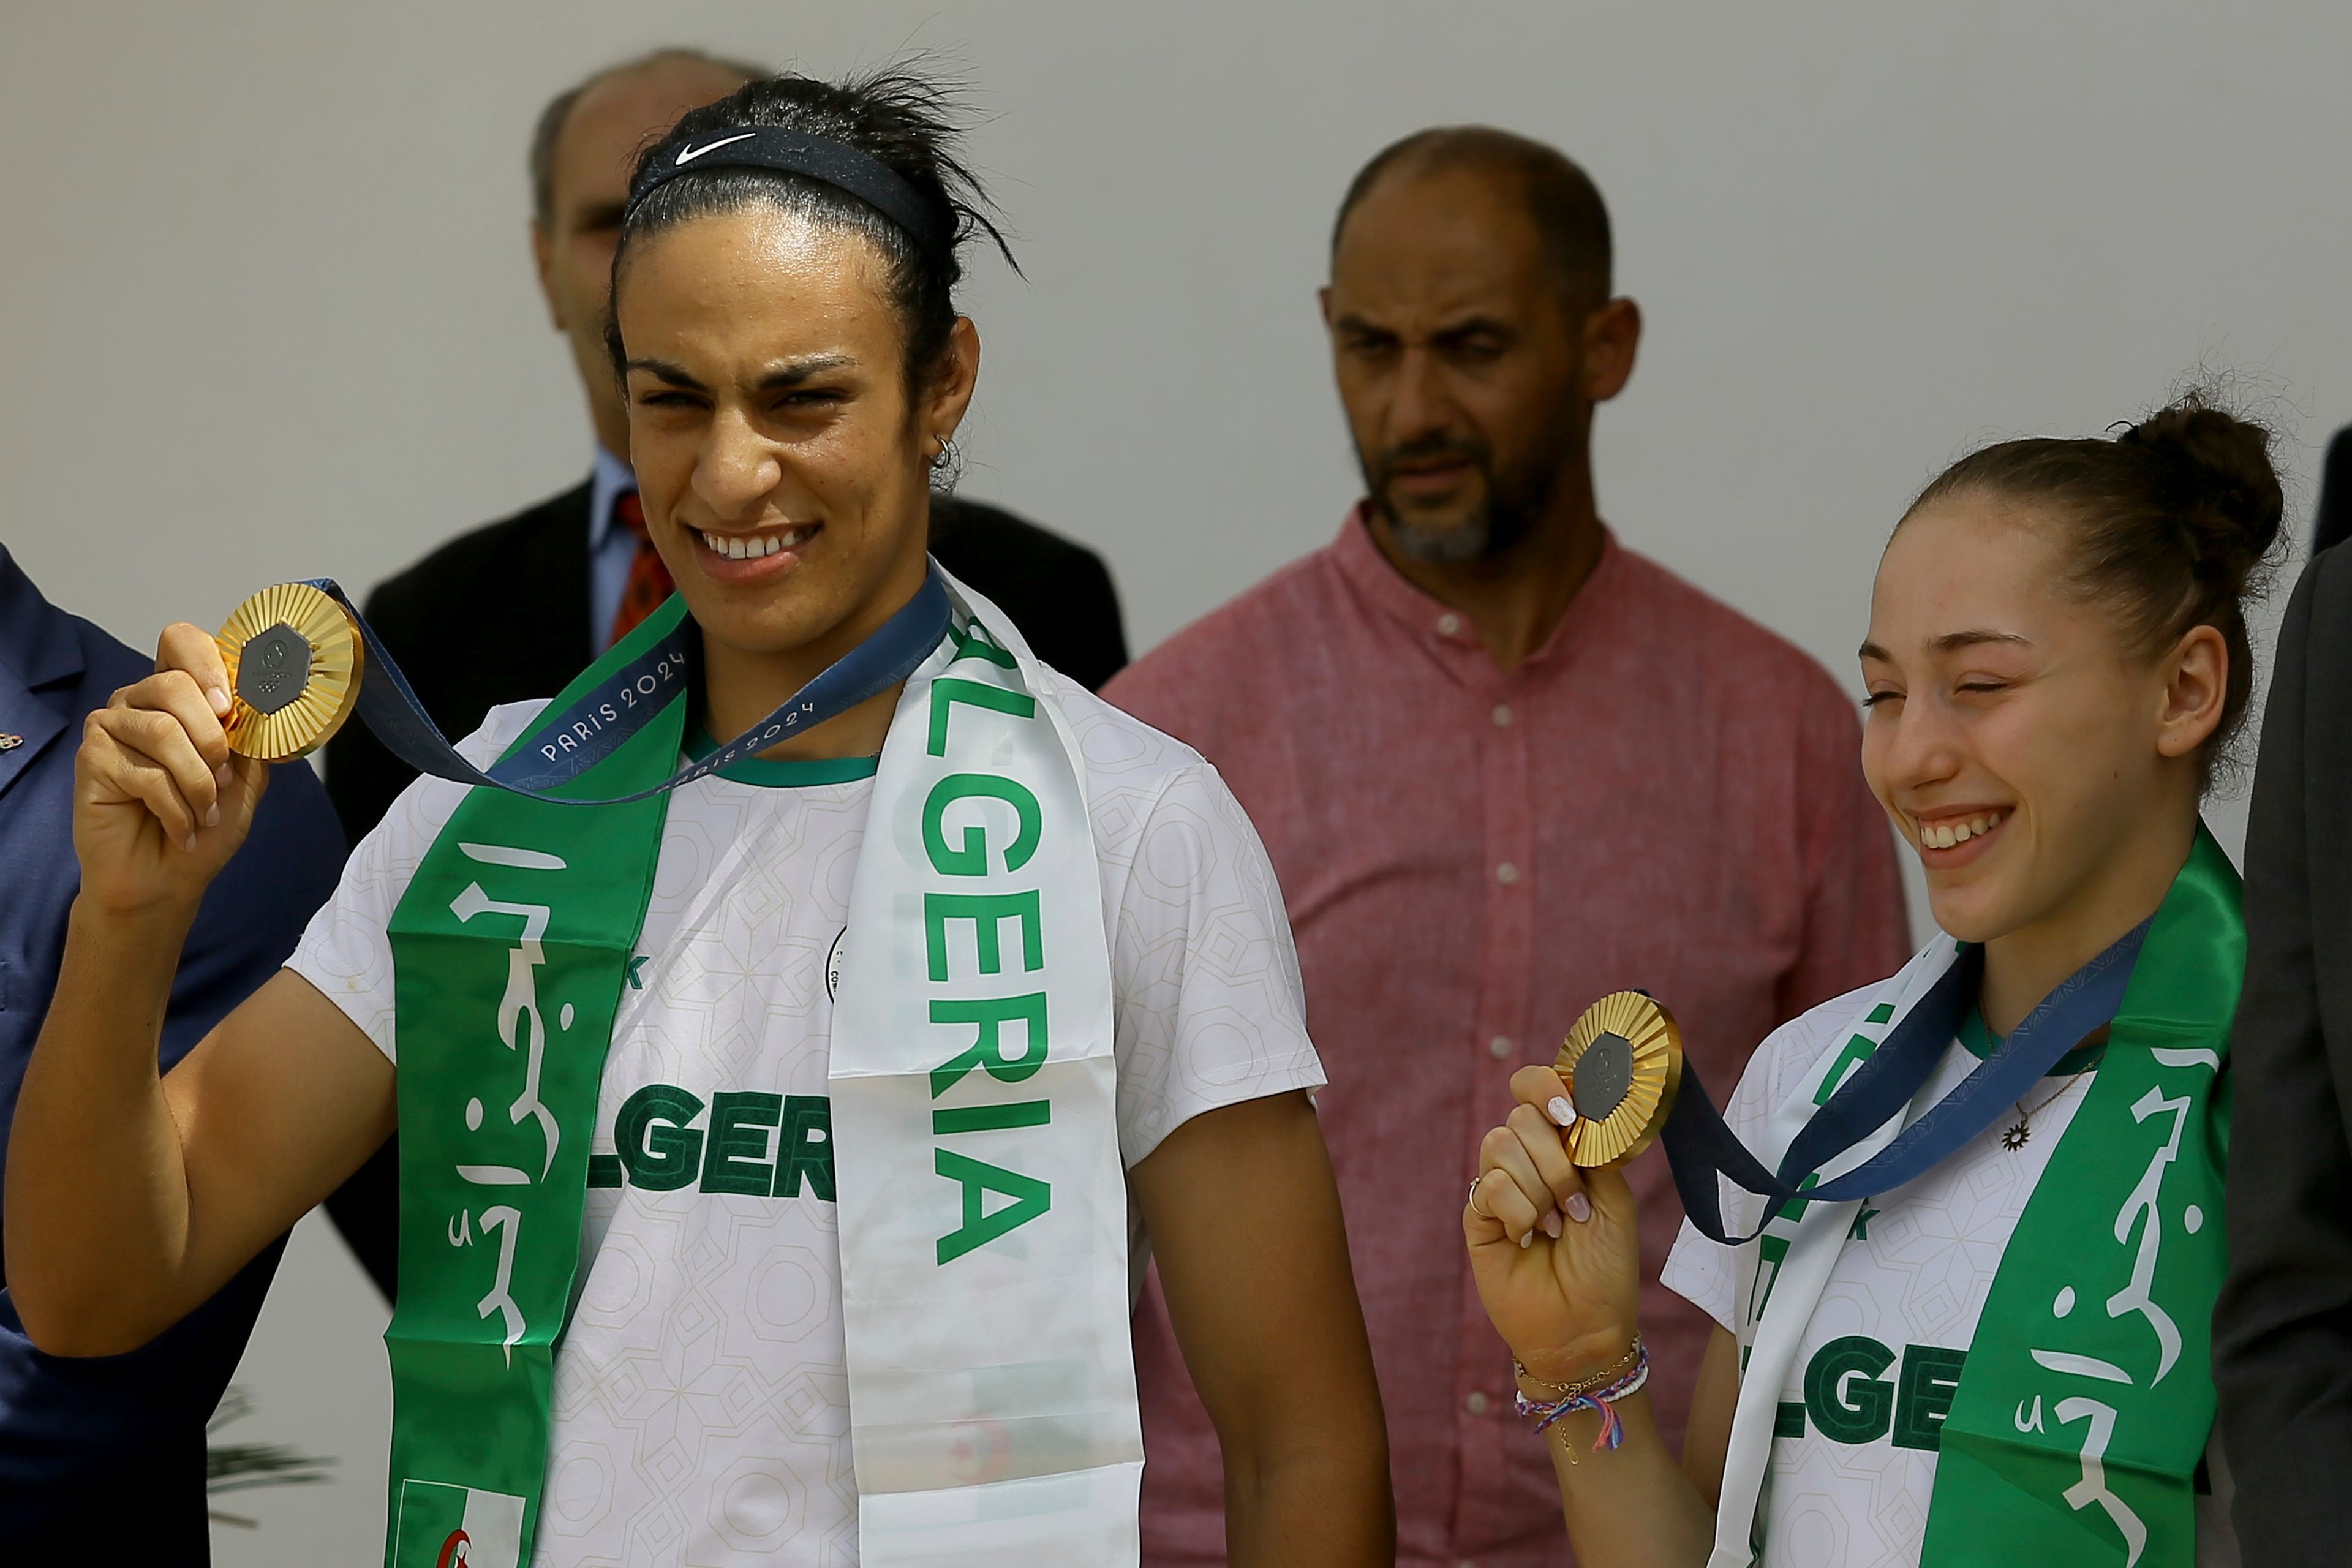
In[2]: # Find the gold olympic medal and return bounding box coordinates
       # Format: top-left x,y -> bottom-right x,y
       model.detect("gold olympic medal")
1554,990 -> 1684,1169
214,582 -> 364,761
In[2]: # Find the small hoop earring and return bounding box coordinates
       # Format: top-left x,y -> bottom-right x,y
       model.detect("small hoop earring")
928,434 -> 963,490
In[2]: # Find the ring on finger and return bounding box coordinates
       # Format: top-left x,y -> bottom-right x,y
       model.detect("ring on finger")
1467,1177 -> 1491,1218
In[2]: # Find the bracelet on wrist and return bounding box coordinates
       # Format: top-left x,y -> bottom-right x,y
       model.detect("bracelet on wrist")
1512,1333 -> 1644,1400
1512,1336 -> 1648,1458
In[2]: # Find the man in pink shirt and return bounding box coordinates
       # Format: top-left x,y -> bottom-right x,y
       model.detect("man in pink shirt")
1106,128 -> 1911,1566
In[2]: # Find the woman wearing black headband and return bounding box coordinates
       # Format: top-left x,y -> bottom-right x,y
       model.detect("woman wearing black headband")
12,70 -> 1392,1567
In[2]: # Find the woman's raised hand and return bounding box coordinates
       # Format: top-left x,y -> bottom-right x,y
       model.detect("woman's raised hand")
1465,1064 -> 1645,1384
74,622 -> 271,917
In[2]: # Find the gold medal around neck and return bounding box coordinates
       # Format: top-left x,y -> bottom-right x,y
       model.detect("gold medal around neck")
1555,990 -> 1684,1169
214,583 -> 364,761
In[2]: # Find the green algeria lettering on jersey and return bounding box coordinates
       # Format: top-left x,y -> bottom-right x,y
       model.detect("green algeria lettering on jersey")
1772,1337 -> 1967,1449
586,1085 -> 835,1199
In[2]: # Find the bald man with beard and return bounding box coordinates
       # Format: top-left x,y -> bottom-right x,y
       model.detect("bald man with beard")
1106,127 -> 1910,1568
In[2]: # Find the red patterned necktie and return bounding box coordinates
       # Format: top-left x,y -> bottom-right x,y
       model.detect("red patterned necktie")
608,490 -> 676,647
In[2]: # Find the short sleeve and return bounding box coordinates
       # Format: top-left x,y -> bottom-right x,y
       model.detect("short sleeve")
1103,760 -> 1326,1168
1662,1221 -> 1741,1334
289,704 -> 545,1060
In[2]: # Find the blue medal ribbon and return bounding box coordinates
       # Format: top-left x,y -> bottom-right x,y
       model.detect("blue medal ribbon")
1662,918 -> 2150,1245
309,568 -> 952,806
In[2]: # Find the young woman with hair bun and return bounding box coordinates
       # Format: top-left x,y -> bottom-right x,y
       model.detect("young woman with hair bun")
1466,394 -> 2278,1567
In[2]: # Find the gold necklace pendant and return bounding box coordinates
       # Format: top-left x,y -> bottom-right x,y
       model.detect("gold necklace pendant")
1555,991 -> 1684,1169
215,583 -> 365,761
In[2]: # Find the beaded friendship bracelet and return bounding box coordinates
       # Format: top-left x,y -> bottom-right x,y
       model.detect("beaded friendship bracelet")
1513,1338 -> 1651,1457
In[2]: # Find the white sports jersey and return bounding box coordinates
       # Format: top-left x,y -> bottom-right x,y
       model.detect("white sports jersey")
1660,990 -> 2236,1568
290,669 -> 1325,1567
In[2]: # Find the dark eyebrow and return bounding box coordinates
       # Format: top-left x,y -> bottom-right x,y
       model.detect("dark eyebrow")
622,354 -> 858,393
1932,630 -> 2030,654
624,356 -> 704,390
1332,312 -> 1395,340
757,355 -> 855,390
1432,316 -> 1512,344
1857,630 -> 2032,661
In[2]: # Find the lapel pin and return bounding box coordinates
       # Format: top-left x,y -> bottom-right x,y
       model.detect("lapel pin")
0,733 -> 21,750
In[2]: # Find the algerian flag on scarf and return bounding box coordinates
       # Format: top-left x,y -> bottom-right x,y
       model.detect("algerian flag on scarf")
1709,828 -> 2236,1567
390,1480 -> 526,1568
379,568 -> 1142,1567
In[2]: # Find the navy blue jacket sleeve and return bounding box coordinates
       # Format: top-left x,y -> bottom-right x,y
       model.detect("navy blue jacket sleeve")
162,760 -> 348,1070
0,757 -> 345,1558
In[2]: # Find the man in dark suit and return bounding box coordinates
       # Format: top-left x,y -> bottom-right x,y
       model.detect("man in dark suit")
320,48 -> 1126,1298
2215,538 -> 2352,1564
0,544 -> 345,1558
2311,422 -> 2352,555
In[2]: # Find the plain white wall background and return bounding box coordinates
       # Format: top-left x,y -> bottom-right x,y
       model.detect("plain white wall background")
3,2 -> 2346,1559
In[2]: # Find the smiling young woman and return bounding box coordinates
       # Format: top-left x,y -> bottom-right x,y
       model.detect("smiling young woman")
6,69 -> 1390,1568
1459,394 -> 2279,1568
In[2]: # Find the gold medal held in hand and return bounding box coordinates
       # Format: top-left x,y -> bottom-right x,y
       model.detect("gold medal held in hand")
215,583 -> 364,761
1555,990 -> 1684,1168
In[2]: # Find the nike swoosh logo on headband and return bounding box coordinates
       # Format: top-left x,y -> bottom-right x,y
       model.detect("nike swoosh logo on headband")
676,132 -> 756,165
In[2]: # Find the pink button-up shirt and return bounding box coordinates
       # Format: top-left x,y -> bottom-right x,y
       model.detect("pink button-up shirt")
1106,510 -> 1911,1567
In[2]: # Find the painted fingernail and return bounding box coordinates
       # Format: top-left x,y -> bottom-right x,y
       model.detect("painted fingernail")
215,763 -> 233,787
206,685 -> 230,716
1542,1210 -> 1563,1238
183,834 -> 198,853
1566,1193 -> 1593,1224
204,803 -> 220,827
1520,1230 -> 1535,1249
1548,1096 -> 1578,1128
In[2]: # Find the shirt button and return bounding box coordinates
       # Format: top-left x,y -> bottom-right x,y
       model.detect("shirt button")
1491,704 -> 1513,727
1437,612 -> 1462,637
1464,1390 -> 1491,1415
1496,862 -> 1520,885
1489,1035 -> 1513,1060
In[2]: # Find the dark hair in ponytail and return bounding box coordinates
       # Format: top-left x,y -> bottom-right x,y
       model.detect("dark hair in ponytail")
608,66 -> 1014,394
1902,392 -> 2284,785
